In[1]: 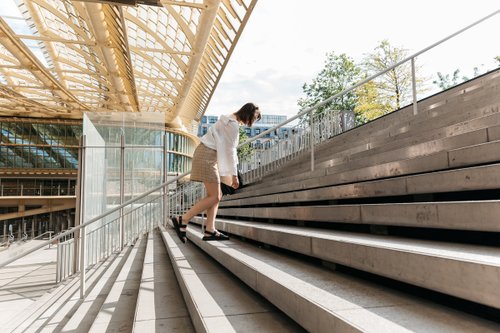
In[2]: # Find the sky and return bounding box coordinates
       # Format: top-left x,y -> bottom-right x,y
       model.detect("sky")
206,0 -> 500,119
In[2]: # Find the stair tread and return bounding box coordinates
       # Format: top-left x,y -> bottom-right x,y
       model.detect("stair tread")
160,225 -> 305,333
133,230 -> 195,333
200,218 -> 500,264
224,163 -> 500,204
187,226 -> 500,333
61,248 -> 132,333
89,236 -> 146,333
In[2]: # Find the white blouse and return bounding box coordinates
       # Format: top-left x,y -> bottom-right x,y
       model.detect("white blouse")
200,114 -> 239,176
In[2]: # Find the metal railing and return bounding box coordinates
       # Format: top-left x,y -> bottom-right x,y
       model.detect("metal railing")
240,109 -> 355,183
0,8 -> 498,297
33,231 -> 54,241
0,184 -> 76,197
238,9 -> 500,183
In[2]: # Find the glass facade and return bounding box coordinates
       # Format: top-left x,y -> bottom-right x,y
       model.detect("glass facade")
0,120 -> 81,169
0,118 -> 196,176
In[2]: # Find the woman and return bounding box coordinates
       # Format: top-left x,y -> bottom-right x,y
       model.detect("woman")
172,102 -> 261,243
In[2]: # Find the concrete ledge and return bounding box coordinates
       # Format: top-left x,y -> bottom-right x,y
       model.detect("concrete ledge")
221,163 -> 500,207
89,236 -> 145,333
449,139 -> 500,167
187,225 -> 500,333
219,200 -> 500,232
5,250 -> 122,333
159,225 -> 304,333
133,230 -> 195,333
159,225 -> 236,333
61,248 -> 132,332
194,217 -> 500,309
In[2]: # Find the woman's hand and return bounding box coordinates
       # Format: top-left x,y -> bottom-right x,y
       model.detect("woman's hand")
231,175 -> 239,189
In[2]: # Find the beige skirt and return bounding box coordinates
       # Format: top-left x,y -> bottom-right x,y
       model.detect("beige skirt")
190,143 -> 220,183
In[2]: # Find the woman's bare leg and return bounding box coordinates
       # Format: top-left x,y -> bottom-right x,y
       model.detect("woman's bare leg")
205,200 -> 220,232
181,182 -> 221,228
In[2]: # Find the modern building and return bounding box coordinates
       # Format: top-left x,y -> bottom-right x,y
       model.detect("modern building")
0,0 -> 256,243
198,114 -> 293,149
197,115 -> 219,137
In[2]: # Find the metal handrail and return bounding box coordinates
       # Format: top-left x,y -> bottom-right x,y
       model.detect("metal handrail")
0,8 -> 498,270
32,231 -> 54,241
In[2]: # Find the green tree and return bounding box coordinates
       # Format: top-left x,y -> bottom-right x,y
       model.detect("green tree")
237,127 -> 253,162
433,64 -> 488,91
298,52 -> 361,122
363,40 -> 421,111
433,69 -> 464,90
495,56 -> 500,66
354,79 -> 391,123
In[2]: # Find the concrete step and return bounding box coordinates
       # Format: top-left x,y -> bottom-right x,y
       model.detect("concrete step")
186,225 -> 500,333
236,127 -> 500,200
218,200 -> 500,232
255,109 -> 500,191
450,139 -> 500,168
387,71 -> 500,137
29,248 -> 130,333
6,250 -> 120,333
238,150 -> 450,199
278,127 -> 488,187
311,115 -> 500,177
0,242 -> 57,327
222,163 -> 500,206
88,236 -> 146,333
60,247 -> 133,332
159,225 -> 305,333
259,80 -> 500,184
326,71 -> 500,152
133,230 -> 195,332
193,217 -> 500,309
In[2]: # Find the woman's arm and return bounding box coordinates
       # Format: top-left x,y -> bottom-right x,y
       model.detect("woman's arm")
231,174 -> 239,189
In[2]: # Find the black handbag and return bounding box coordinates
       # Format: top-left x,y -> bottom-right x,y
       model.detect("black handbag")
220,171 -> 244,196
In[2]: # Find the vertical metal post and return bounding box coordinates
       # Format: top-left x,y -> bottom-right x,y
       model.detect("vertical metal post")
310,114 -> 315,172
74,136 -> 83,276
411,57 -> 418,115
120,135 -> 125,248
79,135 -> 87,299
163,133 -> 168,226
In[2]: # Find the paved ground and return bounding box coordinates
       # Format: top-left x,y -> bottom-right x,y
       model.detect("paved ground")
0,241 -> 57,323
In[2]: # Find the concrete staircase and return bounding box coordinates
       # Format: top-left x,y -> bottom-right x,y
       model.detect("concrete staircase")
2,69 -> 500,332
3,228 -> 303,333
189,69 -> 500,331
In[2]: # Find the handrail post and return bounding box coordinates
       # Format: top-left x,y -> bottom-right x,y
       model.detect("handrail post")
310,114 -> 315,172
74,136 -> 82,270
120,135 -> 125,248
79,135 -> 87,299
411,57 -> 418,115
163,133 -> 168,227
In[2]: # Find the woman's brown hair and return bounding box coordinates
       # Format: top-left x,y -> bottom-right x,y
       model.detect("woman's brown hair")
234,102 -> 261,127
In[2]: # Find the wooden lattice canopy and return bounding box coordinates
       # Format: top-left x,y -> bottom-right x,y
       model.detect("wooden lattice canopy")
0,0 -> 257,132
